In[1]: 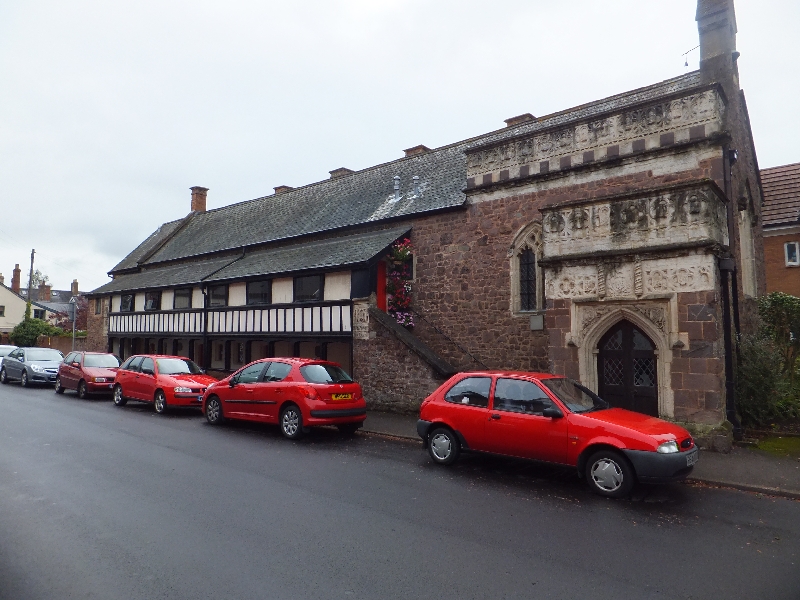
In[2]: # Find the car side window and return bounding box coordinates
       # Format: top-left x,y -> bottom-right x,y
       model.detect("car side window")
237,363 -> 266,384
8,349 -> 21,359
126,356 -> 144,372
444,377 -> 491,408
140,357 -> 155,374
493,378 -> 553,415
263,362 -> 292,382
64,353 -> 75,364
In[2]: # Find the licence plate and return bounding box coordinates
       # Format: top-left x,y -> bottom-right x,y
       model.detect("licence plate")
331,393 -> 352,401
686,449 -> 698,467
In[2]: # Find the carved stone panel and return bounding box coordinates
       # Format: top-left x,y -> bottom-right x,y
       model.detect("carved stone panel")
353,303 -> 370,340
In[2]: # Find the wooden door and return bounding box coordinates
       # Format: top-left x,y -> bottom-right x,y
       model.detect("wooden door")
597,320 -> 658,417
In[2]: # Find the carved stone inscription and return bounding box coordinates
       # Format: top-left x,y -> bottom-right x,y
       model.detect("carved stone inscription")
467,89 -> 723,176
541,185 -> 728,259
353,303 -> 370,340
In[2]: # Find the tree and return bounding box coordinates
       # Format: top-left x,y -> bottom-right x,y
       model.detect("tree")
9,318 -> 63,347
27,269 -> 50,290
50,296 -> 88,332
758,292 -> 800,382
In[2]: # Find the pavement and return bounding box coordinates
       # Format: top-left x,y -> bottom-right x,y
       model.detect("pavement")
361,410 -> 800,500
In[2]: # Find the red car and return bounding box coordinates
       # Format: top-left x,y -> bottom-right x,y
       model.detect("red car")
202,358 -> 366,439
55,351 -> 121,398
417,372 -> 698,498
112,355 -> 217,414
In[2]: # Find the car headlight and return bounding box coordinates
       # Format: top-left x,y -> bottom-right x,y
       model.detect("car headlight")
30,365 -> 46,373
174,387 -> 193,393
656,440 -> 679,454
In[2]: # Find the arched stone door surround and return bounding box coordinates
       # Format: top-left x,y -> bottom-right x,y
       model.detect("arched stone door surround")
598,320 -> 658,416
575,304 -> 674,419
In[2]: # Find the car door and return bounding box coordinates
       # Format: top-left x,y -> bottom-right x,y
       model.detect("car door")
138,357 -> 158,402
439,376 -> 492,450
63,353 -> 80,390
484,378 -> 569,464
5,349 -> 23,379
255,361 -> 294,422
117,356 -> 143,398
222,362 -> 268,420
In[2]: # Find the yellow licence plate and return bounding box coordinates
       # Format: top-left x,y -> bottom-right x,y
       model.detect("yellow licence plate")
331,393 -> 353,401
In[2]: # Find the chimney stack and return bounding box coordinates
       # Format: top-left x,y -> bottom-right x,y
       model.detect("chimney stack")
274,185 -> 295,194
504,113 -> 536,128
190,186 -> 209,213
71,279 -> 79,296
11,264 -> 21,293
696,0 -> 738,85
403,145 -> 431,157
329,168 -> 354,179
38,281 -> 51,302
0,273 -> 4,285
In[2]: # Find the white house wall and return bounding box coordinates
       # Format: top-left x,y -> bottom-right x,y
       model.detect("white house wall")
272,278 -> 293,303
324,271 -> 351,301
228,283 -> 247,306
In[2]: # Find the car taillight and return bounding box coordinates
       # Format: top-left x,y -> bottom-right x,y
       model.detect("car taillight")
299,386 -> 319,400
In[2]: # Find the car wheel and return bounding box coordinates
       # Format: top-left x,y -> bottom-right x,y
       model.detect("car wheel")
585,450 -> 635,499
54,376 -> 65,394
1,368 -> 9,384
113,385 -> 127,406
154,390 -> 167,414
20,371 -> 29,387
428,427 -> 460,465
77,380 -> 88,399
280,404 -> 304,440
205,396 -> 224,425
337,423 -> 361,436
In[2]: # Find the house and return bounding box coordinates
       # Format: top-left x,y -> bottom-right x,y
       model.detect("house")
86,0 -> 764,443
760,162 -> 800,295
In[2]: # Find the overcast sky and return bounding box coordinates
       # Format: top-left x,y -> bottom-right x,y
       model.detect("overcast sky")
1,0 -> 798,293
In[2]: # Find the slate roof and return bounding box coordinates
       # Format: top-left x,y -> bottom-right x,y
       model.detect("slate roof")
98,71 -> 707,293
92,227 -> 409,294
762,162 -> 800,228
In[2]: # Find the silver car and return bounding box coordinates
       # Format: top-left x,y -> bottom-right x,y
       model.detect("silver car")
0,347 -> 64,387
0,345 -> 17,370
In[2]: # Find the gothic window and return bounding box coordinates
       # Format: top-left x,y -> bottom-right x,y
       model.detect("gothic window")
510,222 -> 543,315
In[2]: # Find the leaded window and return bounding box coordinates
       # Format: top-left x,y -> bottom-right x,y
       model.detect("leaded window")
519,248 -> 537,311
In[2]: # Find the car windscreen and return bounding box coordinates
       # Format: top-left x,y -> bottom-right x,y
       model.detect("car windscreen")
541,378 -> 608,414
26,349 -> 64,362
156,358 -> 202,375
300,364 -> 353,384
84,354 -> 121,368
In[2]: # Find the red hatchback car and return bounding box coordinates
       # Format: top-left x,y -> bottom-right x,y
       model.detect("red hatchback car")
202,358 -> 366,439
113,355 -> 217,414
417,372 -> 698,498
55,351 -> 121,398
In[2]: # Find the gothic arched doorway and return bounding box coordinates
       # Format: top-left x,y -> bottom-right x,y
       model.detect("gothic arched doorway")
597,320 -> 658,417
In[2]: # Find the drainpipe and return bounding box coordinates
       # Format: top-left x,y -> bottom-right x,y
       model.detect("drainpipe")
202,285 -> 210,371
719,259 -> 742,440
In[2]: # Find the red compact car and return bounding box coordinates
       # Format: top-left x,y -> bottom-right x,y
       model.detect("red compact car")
113,355 -> 217,414
417,372 -> 698,498
202,358 -> 366,439
55,351 -> 121,398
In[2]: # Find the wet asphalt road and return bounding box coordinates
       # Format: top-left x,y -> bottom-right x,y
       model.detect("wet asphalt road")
0,383 -> 798,600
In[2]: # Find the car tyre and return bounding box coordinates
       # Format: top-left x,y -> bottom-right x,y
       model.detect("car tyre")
428,427 -> 460,465
54,376 -> 65,394
280,404 -> 304,440
337,423 -> 361,436
1,368 -> 9,384
154,390 -> 167,414
113,384 -> 127,406
77,380 -> 88,399
205,396 -> 224,425
20,371 -> 29,387
585,449 -> 635,499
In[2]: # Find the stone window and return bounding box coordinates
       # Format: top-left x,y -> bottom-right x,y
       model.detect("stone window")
785,242 -> 800,267
510,222 -> 544,315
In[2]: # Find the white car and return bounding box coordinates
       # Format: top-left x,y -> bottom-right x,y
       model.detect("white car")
0,345 -> 18,369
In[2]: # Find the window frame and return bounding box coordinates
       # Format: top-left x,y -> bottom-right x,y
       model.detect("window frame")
443,376 -> 492,408
785,242 -> 800,267
33,308 -> 46,319
94,298 -> 102,315
119,294 -> 134,313
144,291 -> 162,312
293,274 -> 324,303
208,285 -> 228,308
0,305 -> 4,317
246,279 -> 272,306
173,288 -> 193,310
510,222 -> 544,316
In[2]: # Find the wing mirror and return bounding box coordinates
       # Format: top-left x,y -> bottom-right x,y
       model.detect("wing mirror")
141,367 -> 154,376
542,406 -> 564,419
229,377 -> 237,387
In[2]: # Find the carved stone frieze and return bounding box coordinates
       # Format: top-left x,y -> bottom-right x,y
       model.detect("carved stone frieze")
466,89 -> 724,176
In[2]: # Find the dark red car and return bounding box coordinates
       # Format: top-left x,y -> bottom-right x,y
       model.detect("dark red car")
202,358 -> 366,439
112,355 -> 217,414
417,371 -> 698,498
55,351 -> 121,398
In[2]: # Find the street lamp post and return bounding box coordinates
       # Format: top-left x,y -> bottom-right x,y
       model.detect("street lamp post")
69,297 -> 76,351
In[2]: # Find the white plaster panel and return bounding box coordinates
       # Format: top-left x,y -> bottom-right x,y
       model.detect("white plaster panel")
134,293 -> 145,312
228,283 -> 247,306
111,295 -> 121,312
272,278 -> 293,303
192,287 -> 204,308
161,290 -> 174,310
324,271 -> 351,301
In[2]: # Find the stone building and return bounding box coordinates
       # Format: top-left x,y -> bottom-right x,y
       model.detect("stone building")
760,162 -> 800,295
87,0 -> 763,441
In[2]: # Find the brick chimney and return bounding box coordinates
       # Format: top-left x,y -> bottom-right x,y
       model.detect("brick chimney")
274,185 -> 295,194
697,0 -> 738,85
329,168 -> 354,179
39,281 -> 51,301
504,113 -> 536,127
71,279 -> 79,296
190,186 -> 209,212
11,264 -> 21,293
403,145 -> 430,157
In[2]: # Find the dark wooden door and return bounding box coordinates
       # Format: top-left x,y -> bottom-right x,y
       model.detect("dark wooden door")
597,320 -> 658,417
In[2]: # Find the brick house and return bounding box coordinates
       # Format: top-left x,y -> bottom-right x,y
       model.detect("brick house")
761,162 -> 800,295
86,0 -> 764,442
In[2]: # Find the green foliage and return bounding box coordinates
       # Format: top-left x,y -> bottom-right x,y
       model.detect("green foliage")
758,292 -> 800,380
735,332 -> 791,426
9,318 -> 66,347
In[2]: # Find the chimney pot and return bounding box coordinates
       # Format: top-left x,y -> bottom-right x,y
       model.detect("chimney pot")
274,185 -> 295,194
0,273 -> 4,285
403,145 -> 431,157
11,264 -> 21,293
329,168 -> 355,179
504,113 -> 536,127
190,186 -> 209,213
